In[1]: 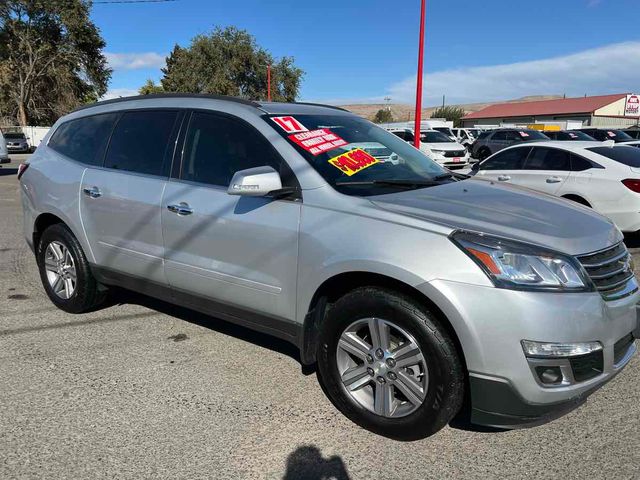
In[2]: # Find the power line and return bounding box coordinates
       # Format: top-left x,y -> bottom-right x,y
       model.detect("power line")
94,0 -> 177,4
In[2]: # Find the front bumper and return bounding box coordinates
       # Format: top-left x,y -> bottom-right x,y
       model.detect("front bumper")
419,279 -> 639,428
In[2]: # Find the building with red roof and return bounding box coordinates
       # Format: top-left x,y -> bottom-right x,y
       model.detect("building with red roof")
462,93 -> 640,128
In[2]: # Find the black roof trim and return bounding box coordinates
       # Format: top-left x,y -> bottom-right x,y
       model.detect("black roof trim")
72,93 -> 260,113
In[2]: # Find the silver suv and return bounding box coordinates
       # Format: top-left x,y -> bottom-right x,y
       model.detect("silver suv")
19,95 -> 638,439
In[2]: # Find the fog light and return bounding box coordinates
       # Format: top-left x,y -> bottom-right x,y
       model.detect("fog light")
521,340 -> 602,358
535,366 -> 563,384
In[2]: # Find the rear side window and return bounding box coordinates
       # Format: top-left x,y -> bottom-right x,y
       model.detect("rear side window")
570,153 -> 602,171
49,113 -> 118,166
524,147 -> 570,170
477,131 -> 491,139
104,110 -> 179,177
492,131 -> 508,140
181,112 -> 288,187
480,146 -> 531,170
587,146 -> 640,167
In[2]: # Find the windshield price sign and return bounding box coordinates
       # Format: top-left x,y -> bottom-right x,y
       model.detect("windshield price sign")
288,129 -> 348,155
328,148 -> 379,176
271,116 -> 308,133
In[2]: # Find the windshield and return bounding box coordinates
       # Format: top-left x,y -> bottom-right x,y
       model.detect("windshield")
420,131 -> 453,143
588,146 -> 640,167
3,133 -> 25,139
266,114 -> 452,195
603,130 -> 634,141
516,130 -> 549,140
433,127 -> 453,136
560,131 -> 595,140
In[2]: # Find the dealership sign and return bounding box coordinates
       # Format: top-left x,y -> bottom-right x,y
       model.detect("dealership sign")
625,94 -> 640,116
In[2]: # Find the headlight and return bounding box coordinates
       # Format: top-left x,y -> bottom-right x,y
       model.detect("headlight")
429,149 -> 445,154
451,231 -> 593,292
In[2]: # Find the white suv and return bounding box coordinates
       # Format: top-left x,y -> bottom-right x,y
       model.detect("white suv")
387,128 -> 470,169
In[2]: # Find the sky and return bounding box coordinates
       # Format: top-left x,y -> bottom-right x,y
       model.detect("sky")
92,0 -> 640,105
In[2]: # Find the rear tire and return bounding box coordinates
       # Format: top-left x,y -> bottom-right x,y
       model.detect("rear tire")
36,223 -> 107,313
317,287 -> 465,440
477,147 -> 491,161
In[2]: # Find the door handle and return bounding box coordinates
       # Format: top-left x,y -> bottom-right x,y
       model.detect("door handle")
497,175 -> 511,181
546,176 -> 562,184
83,186 -> 102,198
167,202 -> 194,216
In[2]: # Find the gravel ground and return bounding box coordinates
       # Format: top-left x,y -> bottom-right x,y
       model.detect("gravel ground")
1,153 -> 638,479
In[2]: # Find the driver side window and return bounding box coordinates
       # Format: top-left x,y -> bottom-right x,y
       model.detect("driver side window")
480,147 -> 531,170
181,112 -> 292,187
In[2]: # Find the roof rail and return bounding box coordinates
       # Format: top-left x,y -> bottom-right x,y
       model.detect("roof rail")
72,93 -> 260,113
292,101 -> 349,112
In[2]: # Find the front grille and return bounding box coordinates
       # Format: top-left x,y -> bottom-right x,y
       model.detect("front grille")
577,242 -> 636,300
569,350 -> 603,382
614,333 -> 635,365
443,150 -> 466,158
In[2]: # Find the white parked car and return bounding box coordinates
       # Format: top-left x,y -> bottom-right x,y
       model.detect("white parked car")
0,131 -> 9,163
467,141 -> 640,232
452,128 -> 484,149
386,128 -> 470,169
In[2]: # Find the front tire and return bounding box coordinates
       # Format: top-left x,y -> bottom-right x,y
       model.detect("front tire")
37,223 -> 107,313
317,287 -> 464,440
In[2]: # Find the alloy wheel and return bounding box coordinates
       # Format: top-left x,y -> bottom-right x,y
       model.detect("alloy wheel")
335,317 -> 428,418
43,241 -> 77,300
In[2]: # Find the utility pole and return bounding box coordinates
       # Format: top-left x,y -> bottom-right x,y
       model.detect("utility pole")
413,0 -> 426,149
267,64 -> 272,102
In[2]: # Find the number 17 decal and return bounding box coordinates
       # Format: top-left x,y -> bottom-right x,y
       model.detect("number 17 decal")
271,116 -> 308,133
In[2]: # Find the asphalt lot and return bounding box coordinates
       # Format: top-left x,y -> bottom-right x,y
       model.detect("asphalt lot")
1,153 -> 639,479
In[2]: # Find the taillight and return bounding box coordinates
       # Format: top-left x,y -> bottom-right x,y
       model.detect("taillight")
17,163 -> 29,180
622,178 -> 640,193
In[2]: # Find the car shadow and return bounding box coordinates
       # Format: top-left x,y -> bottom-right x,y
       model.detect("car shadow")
623,231 -> 640,250
282,445 -> 350,480
107,288 -> 314,374
0,167 -> 18,176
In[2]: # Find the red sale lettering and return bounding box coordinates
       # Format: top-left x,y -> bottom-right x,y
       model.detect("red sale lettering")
327,148 -> 380,176
271,116 -> 308,133
288,129 -> 348,156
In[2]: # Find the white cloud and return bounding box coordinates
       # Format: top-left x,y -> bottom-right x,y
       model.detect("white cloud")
101,88 -> 139,100
105,52 -> 166,71
386,41 -> 640,105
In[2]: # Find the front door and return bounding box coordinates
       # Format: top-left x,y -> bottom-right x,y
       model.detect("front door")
80,109 -> 183,284
518,146 -> 571,195
161,111 -> 301,323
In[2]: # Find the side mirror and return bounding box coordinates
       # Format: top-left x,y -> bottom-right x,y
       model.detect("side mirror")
227,166 -> 283,197
471,162 -> 480,173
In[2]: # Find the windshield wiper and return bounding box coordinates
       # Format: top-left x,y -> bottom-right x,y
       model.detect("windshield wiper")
433,172 -> 469,181
335,179 -> 442,188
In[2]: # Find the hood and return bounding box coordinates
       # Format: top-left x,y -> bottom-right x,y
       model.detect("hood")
370,179 -> 621,256
422,142 -> 465,151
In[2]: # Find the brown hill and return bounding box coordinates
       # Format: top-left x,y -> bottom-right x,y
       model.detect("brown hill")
340,95 -> 564,122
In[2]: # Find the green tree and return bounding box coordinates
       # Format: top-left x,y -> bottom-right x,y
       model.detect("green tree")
0,0 -> 111,126
430,106 -> 466,128
139,79 -> 164,95
161,26 -> 304,102
373,108 -> 394,124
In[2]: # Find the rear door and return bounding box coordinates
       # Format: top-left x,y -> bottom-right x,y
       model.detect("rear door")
161,111 -> 301,323
80,109 -> 183,284
518,146 -> 572,195
475,146 -> 531,186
